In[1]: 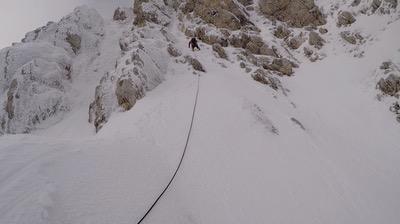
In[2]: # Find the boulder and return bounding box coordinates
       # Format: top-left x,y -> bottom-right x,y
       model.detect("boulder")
390,102 -> 400,122
268,58 -> 294,76
308,31 -> 325,49
337,11 -> 356,27
256,57 -> 271,68
274,25 -> 291,39
252,69 -> 281,90
113,7 -> 128,21
288,35 -> 304,50
380,61 -> 393,70
66,33 -> 81,54
229,33 -> 273,56
378,74 -> 400,96
259,0 -> 326,28
185,56 -> 206,72
229,33 -> 249,48
212,43 -> 228,59
319,28 -> 328,34
260,45 -> 278,57
241,50 -> 258,66
167,44 -> 182,57
340,31 -> 363,44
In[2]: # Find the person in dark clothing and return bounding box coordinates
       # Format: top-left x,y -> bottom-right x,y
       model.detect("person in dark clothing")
188,37 -> 200,51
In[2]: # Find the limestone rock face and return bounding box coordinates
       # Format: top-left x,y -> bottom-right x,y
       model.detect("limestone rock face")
182,0 -> 252,30
259,0 -> 326,28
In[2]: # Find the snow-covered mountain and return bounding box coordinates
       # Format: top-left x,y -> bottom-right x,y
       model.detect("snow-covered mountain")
0,0 -> 399,223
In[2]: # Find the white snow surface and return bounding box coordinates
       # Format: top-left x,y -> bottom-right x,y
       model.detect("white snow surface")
1,1 -> 400,224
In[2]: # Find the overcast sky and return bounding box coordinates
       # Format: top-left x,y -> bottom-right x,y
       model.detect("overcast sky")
0,0 -> 132,49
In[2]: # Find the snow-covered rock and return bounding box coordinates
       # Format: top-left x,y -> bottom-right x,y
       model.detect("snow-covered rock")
22,5 -> 104,55
0,43 -> 72,134
0,6 -> 105,134
89,23 -> 171,132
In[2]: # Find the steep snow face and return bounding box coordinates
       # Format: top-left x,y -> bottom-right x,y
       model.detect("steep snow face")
0,1 -> 400,224
0,6 -> 105,134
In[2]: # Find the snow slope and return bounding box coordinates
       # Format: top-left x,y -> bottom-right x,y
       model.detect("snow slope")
1,2 -> 400,224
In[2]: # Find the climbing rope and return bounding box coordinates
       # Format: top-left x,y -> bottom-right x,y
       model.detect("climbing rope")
136,73 -> 201,224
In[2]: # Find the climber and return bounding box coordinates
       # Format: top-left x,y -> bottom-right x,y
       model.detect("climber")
188,37 -> 200,51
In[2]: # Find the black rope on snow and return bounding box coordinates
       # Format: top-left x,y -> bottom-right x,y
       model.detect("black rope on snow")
136,74 -> 201,224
